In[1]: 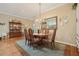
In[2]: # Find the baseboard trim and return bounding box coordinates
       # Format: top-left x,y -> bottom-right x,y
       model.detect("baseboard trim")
55,40 -> 77,47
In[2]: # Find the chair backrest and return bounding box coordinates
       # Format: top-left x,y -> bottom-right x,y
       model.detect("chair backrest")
45,29 -> 49,34
40,29 -> 49,34
28,28 -> 34,41
48,29 -> 56,42
24,28 -> 30,41
52,29 -> 56,42
24,28 -> 27,39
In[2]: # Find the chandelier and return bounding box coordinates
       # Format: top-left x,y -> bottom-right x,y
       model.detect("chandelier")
38,3 -> 42,23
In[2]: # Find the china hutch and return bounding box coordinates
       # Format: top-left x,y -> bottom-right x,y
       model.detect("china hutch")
9,21 -> 22,38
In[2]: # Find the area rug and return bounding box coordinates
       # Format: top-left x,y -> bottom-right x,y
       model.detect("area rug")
16,40 -> 64,56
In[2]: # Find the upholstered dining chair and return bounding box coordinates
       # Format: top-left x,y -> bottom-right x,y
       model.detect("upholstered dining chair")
45,29 -> 49,34
28,28 -> 40,48
43,29 -> 57,48
39,29 -> 49,39
44,29 -> 49,39
24,28 -> 28,45
24,28 -> 30,45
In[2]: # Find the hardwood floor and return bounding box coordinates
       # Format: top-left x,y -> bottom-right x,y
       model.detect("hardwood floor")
0,37 -> 79,56
64,45 -> 79,56
0,37 -> 24,56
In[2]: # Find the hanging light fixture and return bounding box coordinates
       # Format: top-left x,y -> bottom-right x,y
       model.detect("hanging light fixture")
39,3 -> 46,23
39,3 -> 41,17
38,3 -> 42,23
35,3 -> 41,23
36,3 -> 42,29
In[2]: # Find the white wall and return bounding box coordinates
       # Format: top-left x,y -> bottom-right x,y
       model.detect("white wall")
0,13 -> 33,35
34,4 -> 76,46
77,4 -> 79,36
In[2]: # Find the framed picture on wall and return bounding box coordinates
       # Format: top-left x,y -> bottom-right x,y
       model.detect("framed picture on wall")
41,16 -> 57,30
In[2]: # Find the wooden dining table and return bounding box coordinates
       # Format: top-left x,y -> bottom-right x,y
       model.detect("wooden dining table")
33,33 -> 48,37
33,33 -> 48,45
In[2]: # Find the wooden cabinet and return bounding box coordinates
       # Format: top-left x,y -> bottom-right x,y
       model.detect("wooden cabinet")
9,22 -> 22,38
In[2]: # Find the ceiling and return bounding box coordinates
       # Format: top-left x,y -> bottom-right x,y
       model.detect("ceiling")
0,3 -> 65,20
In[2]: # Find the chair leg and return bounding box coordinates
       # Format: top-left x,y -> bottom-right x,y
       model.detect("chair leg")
50,42 -> 55,49
25,40 -> 27,45
53,42 -> 55,48
50,42 -> 53,49
25,42 -> 26,45
28,41 -> 31,46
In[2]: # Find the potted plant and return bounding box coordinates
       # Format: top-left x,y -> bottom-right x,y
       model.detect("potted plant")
72,3 -> 78,10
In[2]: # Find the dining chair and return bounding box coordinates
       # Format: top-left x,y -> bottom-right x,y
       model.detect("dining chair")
39,29 -> 49,39
45,29 -> 49,34
24,28 -> 28,45
43,29 -> 57,48
44,29 -> 49,39
28,28 -> 40,48
24,28 -> 30,45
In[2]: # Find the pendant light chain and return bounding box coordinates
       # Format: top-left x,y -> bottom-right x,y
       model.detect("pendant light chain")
39,3 -> 41,19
